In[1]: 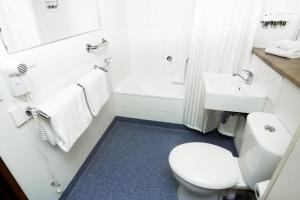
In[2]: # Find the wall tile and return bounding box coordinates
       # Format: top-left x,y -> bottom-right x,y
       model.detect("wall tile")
126,0 -> 195,80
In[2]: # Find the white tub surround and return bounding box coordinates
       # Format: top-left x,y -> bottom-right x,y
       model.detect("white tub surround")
114,75 -> 184,124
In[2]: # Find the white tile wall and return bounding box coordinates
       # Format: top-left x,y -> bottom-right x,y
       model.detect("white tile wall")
126,0 -> 195,81
99,0 -> 132,89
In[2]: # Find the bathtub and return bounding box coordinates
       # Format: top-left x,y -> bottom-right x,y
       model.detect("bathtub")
114,75 -> 185,124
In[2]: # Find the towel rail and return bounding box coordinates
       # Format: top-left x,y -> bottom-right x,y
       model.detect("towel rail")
25,56 -> 112,119
94,57 -> 111,72
94,65 -> 108,72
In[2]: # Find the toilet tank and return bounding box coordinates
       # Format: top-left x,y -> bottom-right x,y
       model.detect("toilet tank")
239,112 -> 291,190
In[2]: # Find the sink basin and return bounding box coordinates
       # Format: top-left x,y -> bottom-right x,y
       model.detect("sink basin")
203,73 -> 266,113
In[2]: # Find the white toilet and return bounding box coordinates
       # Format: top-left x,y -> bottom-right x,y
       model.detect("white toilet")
169,112 -> 291,200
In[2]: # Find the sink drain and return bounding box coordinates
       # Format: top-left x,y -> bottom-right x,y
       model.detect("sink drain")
264,125 -> 276,133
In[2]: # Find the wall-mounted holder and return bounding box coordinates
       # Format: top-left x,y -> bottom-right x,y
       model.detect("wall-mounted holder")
86,38 -> 109,53
261,20 -> 287,28
260,12 -> 292,29
94,57 -> 112,72
26,106 -> 50,119
45,0 -> 59,9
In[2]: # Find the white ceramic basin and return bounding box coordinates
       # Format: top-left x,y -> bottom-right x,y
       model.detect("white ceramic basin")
204,73 -> 266,113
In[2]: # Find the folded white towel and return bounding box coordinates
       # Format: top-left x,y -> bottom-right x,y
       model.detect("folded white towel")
265,47 -> 300,59
38,85 -> 93,152
270,39 -> 300,50
77,70 -> 110,117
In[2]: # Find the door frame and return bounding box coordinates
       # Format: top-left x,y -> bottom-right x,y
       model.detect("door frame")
0,157 -> 28,200
261,126 -> 300,199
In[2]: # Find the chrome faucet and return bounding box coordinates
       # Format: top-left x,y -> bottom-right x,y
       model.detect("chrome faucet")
233,70 -> 254,85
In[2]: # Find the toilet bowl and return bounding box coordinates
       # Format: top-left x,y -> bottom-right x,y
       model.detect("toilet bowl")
169,112 -> 291,200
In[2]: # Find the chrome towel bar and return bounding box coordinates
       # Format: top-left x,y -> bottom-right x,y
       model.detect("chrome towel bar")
94,65 -> 108,72
94,57 -> 111,72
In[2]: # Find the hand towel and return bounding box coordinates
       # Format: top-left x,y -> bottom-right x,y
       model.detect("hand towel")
77,70 -> 110,117
38,85 -> 93,152
270,39 -> 300,50
265,47 -> 300,59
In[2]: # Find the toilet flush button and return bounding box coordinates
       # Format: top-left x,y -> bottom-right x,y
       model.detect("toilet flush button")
264,125 -> 276,133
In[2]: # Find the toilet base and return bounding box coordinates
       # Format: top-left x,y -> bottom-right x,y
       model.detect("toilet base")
177,185 -> 223,200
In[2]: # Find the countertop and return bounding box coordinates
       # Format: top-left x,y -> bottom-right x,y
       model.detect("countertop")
252,48 -> 300,88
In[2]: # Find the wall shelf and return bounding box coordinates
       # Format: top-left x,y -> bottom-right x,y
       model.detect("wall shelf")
252,48 -> 300,88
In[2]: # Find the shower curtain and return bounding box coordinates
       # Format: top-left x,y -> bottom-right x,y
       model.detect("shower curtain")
183,0 -> 265,133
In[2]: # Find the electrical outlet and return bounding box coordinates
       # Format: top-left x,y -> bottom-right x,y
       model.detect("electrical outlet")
8,103 -> 30,127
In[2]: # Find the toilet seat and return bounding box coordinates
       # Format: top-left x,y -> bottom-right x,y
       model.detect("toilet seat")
169,142 -> 238,190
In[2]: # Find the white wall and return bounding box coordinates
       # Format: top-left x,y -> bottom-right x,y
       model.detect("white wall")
126,0 -> 194,82
249,55 -> 300,135
99,0 -> 131,89
254,0 -> 300,47
0,0 -> 131,200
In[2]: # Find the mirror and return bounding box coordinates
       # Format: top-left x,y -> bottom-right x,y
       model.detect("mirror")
0,0 -> 100,53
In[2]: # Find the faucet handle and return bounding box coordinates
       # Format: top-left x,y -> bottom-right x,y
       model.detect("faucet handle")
241,70 -> 254,85
241,70 -> 253,76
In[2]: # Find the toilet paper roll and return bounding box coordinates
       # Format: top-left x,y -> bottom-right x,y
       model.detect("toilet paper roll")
255,180 -> 271,200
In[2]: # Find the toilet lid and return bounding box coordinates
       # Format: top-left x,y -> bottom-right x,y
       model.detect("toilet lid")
169,142 -> 237,190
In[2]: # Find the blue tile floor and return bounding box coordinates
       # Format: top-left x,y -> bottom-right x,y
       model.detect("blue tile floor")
60,117 -> 240,200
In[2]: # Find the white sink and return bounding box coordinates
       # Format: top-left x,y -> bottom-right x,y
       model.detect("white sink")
204,73 -> 266,113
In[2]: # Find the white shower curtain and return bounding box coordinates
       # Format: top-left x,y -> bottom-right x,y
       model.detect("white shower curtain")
184,0 -> 265,133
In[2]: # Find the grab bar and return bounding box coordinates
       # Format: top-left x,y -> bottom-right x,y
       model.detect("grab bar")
86,38 -> 109,53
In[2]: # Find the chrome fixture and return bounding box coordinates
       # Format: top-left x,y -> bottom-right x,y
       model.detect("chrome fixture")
265,125 -> 276,133
94,57 -> 112,72
233,70 -> 254,85
50,180 -> 63,193
45,0 -> 59,9
104,57 -> 112,66
26,106 -> 50,119
167,56 -> 173,62
86,38 -> 109,53
94,65 -> 108,72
